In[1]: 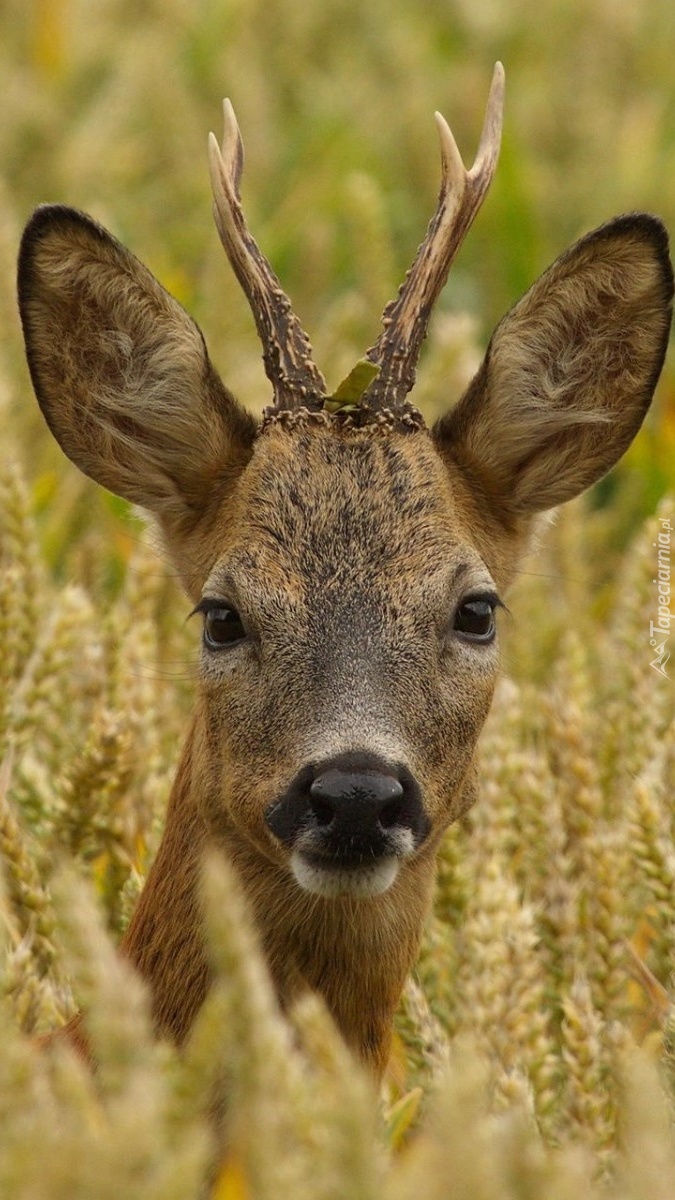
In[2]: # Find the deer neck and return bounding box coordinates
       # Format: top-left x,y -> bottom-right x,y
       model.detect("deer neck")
120,719 -> 436,1074
227,825 -> 438,1075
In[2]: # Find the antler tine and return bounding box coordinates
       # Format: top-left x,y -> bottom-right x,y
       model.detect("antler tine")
362,63 -> 505,413
208,100 -> 326,411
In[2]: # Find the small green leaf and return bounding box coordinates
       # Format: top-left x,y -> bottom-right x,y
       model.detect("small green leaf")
324,358 -> 380,412
322,399 -> 361,414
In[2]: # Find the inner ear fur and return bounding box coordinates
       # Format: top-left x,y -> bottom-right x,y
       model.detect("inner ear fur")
18,205 -> 257,530
434,214 -> 673,515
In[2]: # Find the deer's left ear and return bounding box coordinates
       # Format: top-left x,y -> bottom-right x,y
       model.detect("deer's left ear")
433,215 -> 673,515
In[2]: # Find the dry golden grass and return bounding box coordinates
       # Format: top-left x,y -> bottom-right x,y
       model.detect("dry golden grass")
1,403 -> 674,1197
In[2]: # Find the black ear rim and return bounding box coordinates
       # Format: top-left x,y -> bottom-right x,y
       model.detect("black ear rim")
534,213 -> 674,456
20,201 -> 118,254
17,204 -> 166,443
17,203 -> 260,488
588,214 -> 673,415
557,211 -> 673,288
20,208 -> 83,448
432,211 -> 674,453
549,216 -> 674,398
18,203 -> 133,318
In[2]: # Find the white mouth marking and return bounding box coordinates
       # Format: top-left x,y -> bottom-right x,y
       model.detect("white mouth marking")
290,852 -> 400,898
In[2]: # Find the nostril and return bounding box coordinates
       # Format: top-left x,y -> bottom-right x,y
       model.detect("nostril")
310,797 -> 334,828
379,799 -> 404,830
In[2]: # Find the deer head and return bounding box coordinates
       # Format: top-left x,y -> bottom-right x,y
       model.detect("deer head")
17,66 -> 673,1073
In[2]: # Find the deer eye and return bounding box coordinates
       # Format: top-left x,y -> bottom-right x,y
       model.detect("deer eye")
453,593 -> 500,642
198,602 -> 247,650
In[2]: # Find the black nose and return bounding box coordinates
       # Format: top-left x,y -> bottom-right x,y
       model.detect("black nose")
265,752 -> 429,861
309,769 -> 405,835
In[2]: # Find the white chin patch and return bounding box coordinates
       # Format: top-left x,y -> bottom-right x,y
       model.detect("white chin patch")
290,852 -> 400,899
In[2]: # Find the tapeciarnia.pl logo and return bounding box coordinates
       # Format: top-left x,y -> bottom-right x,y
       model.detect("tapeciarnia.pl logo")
650,516 -> 672,678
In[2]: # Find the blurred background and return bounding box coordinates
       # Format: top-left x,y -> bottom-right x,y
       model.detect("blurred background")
1,0 -> 674,590
2,6 -> 675,1180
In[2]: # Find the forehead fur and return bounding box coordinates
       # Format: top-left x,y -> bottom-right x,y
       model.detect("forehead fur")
200,421 -> 523,596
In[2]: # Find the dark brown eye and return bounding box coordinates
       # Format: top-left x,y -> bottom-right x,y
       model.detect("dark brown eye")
453,595 -> 499,642
203,605 -> 246,650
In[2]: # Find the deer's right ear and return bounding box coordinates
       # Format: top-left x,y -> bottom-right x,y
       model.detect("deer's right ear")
433,215 -> 673,519
18,205 -> 257,531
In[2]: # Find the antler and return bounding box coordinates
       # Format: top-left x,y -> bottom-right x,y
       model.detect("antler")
208,101 -> 326,411
362,63 -> 505,414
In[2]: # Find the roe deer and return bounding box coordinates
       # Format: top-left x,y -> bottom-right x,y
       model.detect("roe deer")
17,65 -> 673,1077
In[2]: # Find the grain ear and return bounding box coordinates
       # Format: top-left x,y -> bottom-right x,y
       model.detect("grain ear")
18,205 -> 257,533
434,215 -> 673,515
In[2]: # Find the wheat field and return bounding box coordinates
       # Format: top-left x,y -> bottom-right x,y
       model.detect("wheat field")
1,1 -> 675,1197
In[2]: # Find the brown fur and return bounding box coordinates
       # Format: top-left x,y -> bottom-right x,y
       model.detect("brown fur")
18,201 -> 673,1076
